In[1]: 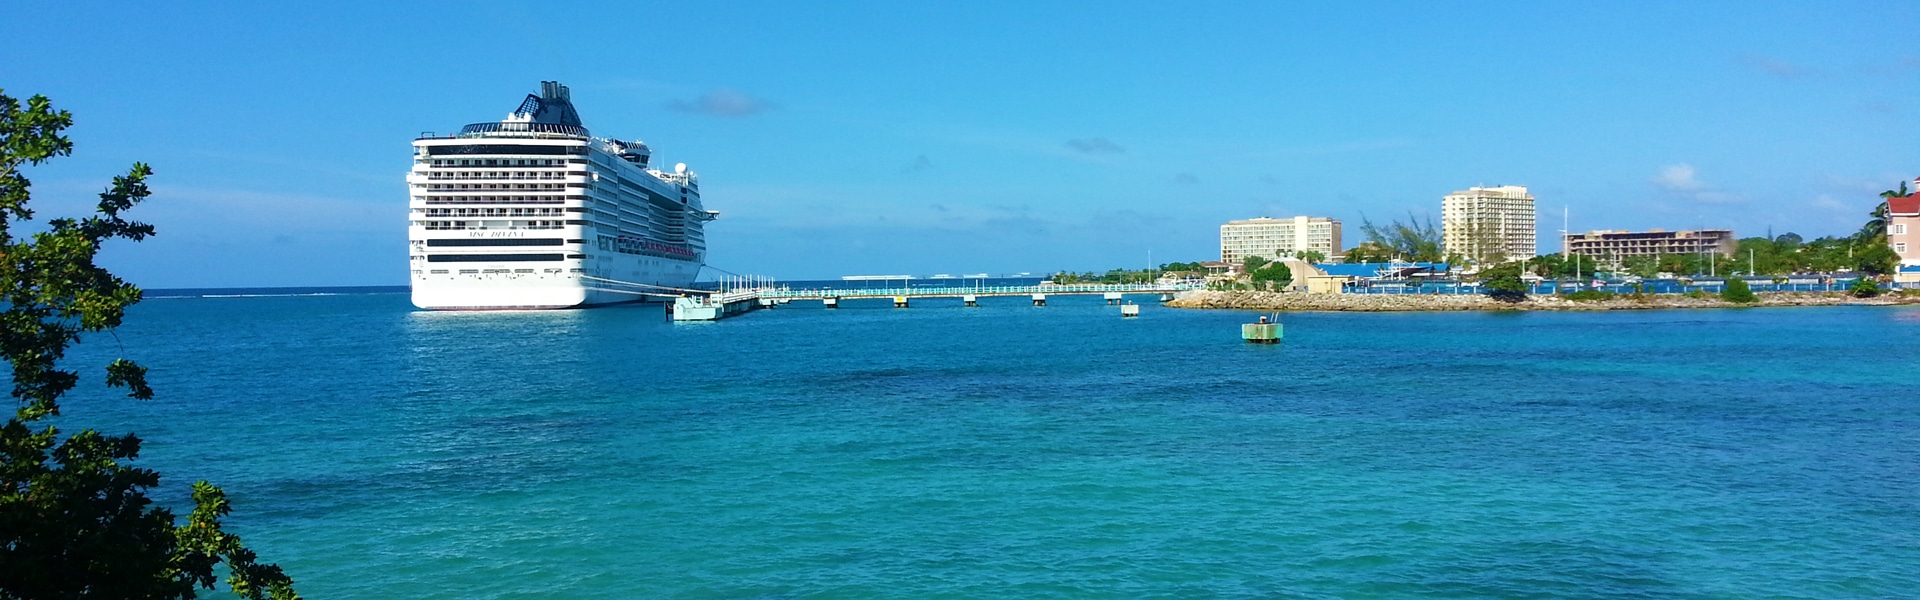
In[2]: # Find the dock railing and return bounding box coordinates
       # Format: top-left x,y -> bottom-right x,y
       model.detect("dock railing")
758,282 -> 1201,300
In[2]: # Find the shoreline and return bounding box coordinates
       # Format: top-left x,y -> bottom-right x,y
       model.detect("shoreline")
1166,290 -> 1920,312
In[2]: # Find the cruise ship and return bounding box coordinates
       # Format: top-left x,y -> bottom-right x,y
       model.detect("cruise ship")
407,81 -> 714,309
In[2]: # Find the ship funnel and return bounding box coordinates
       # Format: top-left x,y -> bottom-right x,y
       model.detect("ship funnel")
509,81 -> 582,127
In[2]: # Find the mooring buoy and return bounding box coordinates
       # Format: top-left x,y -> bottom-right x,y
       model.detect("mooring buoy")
1242,315 -> 1282,344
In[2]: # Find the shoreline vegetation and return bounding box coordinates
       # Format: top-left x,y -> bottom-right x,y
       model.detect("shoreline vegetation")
1167,290 -> 1920,312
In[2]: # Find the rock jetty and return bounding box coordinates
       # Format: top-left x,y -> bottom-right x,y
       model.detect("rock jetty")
1166,290 -> 1920,312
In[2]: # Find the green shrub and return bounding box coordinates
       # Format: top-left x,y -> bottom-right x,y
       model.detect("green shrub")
1720,278 -> 1757,304
1479,263 -> 1527,302
1684,290 -> 1711,300
1564,290 -> 1614,302
1850,277 -> 1882,298
1249,262 -> 1291,291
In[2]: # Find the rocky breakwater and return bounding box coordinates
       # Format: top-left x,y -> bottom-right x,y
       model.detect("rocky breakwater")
1167,290 -> 1920,312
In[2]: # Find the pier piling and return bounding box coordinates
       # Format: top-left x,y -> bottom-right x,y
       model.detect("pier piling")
1031,293 -> 1047,307
1121,303 -> 1140,317
1104,292 -> 1123,305
963,294 -> 978,307
823,297 -> 837,309
894,296 -> 909,308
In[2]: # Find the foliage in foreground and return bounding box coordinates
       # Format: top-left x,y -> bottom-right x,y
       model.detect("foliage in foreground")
0,90 -> 297,599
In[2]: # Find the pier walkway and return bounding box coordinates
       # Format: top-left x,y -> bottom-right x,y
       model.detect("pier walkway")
672,282 -> 1203,321
759,282 -> 1203,301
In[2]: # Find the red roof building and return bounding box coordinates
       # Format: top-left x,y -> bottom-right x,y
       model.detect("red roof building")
1889,177 -> 1920,280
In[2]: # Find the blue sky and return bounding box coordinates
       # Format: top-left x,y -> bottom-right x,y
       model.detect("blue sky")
4,1 -> 1917,286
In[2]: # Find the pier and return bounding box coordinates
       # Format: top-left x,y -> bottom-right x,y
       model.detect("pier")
668,282 -> 1203,321
759,282 -> 1199,303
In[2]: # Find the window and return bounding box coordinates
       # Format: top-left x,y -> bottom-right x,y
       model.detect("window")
1895,224 -> 1907,235
1899,243 -> 1909,253
426,254 -> 565,262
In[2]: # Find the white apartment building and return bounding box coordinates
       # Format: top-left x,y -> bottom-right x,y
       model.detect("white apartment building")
1442,185 -> 1537,262
1220,216 -> 1343,263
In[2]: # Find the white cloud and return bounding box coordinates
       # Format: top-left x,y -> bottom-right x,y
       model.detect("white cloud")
1649,164 -> 1746,206
1690,192 -> 1743,205
1652,164 -> 1705,192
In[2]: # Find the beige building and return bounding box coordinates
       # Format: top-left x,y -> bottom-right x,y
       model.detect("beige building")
1442,185 -> 1536,262
1891,178 -> 1920,283
1563,229 -> 1735,261
1219,216 -> 1342,263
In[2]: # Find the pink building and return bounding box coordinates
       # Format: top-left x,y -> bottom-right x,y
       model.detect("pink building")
1891,177 -> 1920,283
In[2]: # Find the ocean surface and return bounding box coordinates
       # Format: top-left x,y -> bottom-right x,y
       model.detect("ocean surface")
55,288 -> 1920,598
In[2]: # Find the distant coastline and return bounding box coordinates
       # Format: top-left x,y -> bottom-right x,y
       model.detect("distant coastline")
144,285 -> 410,299
1167,290 -> 1920,312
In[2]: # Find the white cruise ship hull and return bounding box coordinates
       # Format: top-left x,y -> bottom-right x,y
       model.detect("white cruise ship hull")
410,254 -> 701,310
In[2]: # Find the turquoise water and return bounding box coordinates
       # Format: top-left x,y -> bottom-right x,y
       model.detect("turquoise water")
58,292 -> 1920,598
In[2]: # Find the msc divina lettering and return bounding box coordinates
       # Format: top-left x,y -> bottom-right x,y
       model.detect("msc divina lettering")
407,81 -> 716,309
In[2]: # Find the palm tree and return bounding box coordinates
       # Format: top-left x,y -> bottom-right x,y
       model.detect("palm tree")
1883,180 -> 1911,200
1861,202 -> 1889,239
1861,181 -> 1907,240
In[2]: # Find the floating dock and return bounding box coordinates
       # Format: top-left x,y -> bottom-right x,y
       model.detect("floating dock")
670,290 -> 763,321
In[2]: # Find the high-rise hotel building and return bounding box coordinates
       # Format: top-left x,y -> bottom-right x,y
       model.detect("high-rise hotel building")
1442,185 -> 1536,262
1219,216 -> 1342,263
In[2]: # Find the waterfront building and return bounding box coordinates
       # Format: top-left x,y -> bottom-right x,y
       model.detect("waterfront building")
1891,177 -> 1920,283
1196,261 -> 1233,275
1562,229 -> 1735,261
1311,261 -> 1451,293
1441,185 -> 1536,262
1219,216 -> 1343,263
